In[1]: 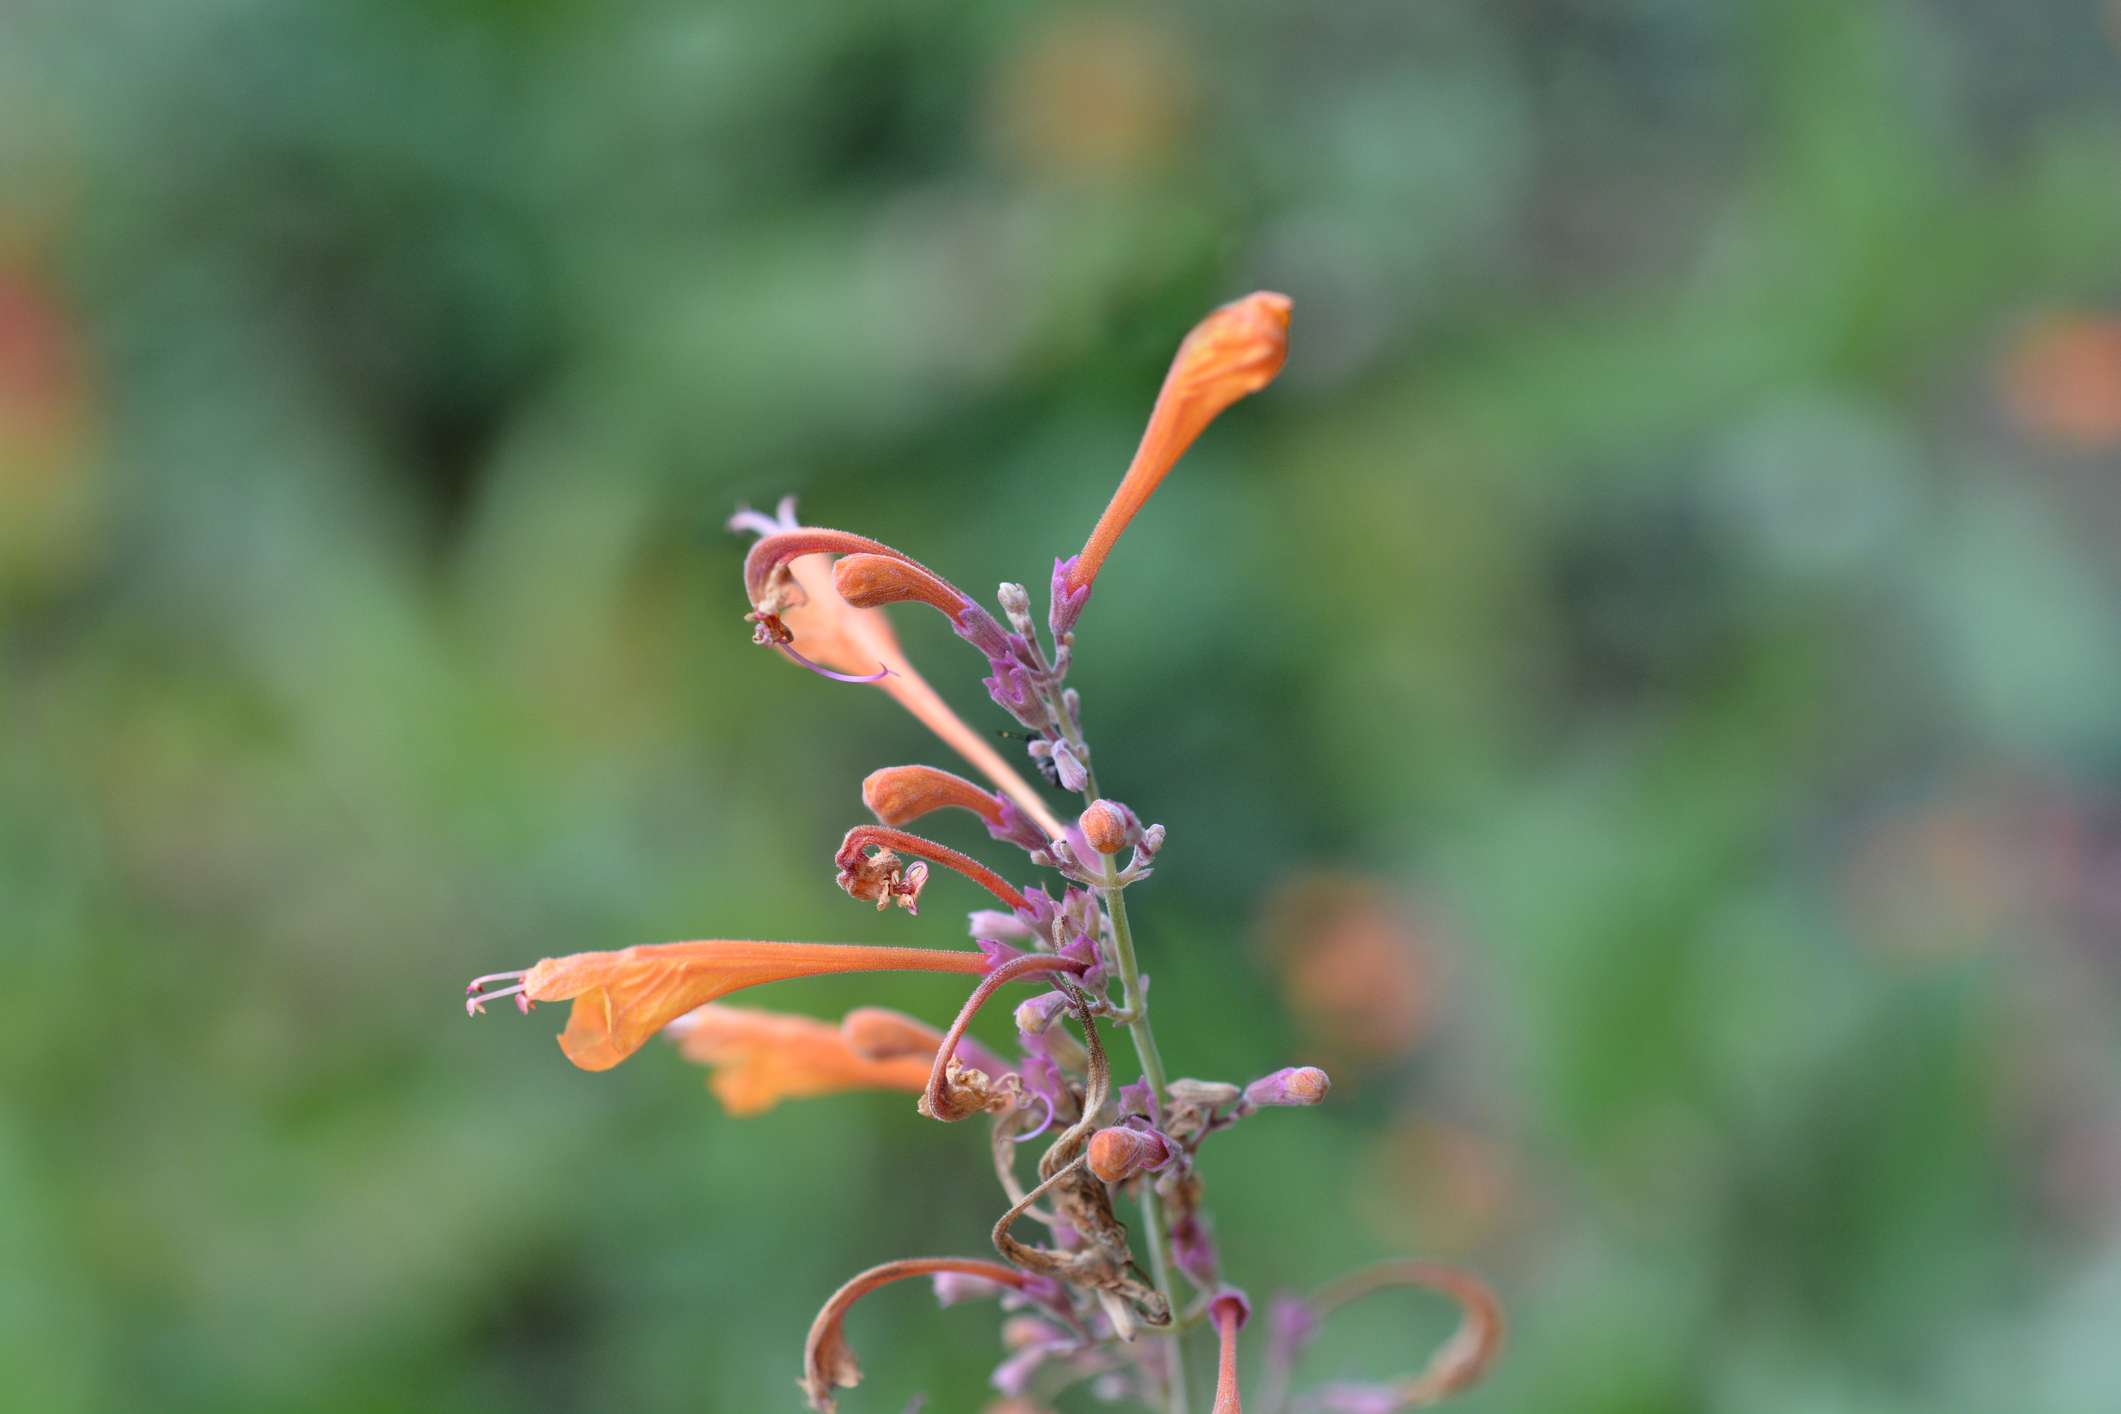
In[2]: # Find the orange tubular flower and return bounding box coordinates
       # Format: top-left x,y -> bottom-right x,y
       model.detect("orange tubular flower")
665,1004 -> 937,1115
464,941 -> 990,1072
729,502 -> 1065,842
1066,291 -> 1291,597
802,1256 -> 1037,1413
1211,1289 -> 1252,1414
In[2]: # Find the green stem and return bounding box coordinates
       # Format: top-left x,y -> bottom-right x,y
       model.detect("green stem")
1080,761 -> 1189,1414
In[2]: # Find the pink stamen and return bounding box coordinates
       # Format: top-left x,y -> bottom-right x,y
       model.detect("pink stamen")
466,970 -> 527,993
465,978 -> 530,1017
726,497 -> 800,538
1012,1091 -> 1057,1144
774,639 -> 894,684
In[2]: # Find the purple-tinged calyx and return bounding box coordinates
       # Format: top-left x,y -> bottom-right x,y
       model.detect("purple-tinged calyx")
1058,932 -> 1107,990
984,659 -> 1047,730
1050,554 -> 1092,640
1118,1078 -> 1162,1126
1048,739 -> 1089,793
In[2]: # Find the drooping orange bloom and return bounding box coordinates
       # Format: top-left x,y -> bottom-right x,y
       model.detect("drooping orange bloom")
1067,291 -> 1291,595
666,1004 -> 938,1115
466,941 -> 990,1072
729,501 -> 1065,841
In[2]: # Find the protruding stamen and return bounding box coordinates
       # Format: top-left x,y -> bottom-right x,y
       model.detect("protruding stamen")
726,496 -> 801,539
465,981 -> 529,1017
466,970 -> 527,992
776,639 -> 894,683
1011,1091 -> 1057,1145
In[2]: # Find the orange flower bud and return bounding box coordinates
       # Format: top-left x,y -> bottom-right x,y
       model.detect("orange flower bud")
831,552 -> 968,615
1086,1124 -> 1175,1184
1068,291 -> 1291,595
862,764 -> 1006,829
1079,799 -> 1128,854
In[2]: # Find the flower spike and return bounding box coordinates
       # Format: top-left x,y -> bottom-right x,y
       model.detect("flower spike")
1066,291 -> 1291,598
463,940 -> 990,1072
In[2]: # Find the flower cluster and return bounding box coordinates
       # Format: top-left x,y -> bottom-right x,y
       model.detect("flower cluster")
463,293 -> 1502,1412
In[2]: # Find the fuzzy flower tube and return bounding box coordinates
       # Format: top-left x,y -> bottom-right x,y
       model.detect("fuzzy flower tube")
461,294 -> 1502,1413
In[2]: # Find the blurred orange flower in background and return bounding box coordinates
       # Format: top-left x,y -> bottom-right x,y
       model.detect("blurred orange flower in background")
0,254 -> 98,593
2001,314 -> 2121,449
1355,1119 -> 1526,1257
987,12 -> 1194,180
1261,873 -> 1440,1069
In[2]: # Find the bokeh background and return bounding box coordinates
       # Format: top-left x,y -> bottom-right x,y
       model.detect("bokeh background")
7,2 -> 2121,1410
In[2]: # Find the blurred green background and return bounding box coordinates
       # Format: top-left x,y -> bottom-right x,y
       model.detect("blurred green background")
7,1 -> 2121,1410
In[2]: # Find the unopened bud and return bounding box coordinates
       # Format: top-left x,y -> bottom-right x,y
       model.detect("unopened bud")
1014,991 -> 1071,1035
997,581 -> 1033,636
1049,740 -> 1089,793
1168,1078 -> 1242,1108
862,764 -> 1005,829
1244,1065 -> 1330,1108
1087,1124 -> 1176,1184
1080,800 -> 1128,854
832,553 -> 964,615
